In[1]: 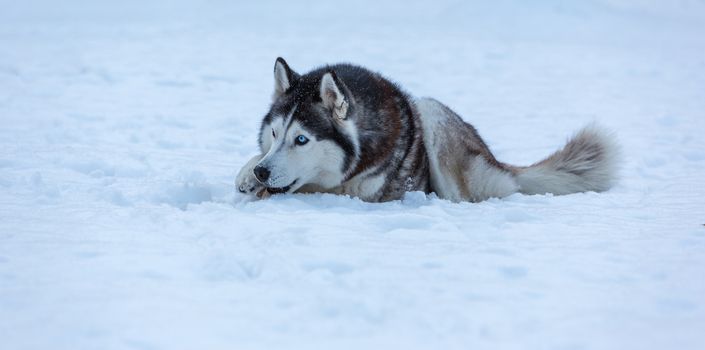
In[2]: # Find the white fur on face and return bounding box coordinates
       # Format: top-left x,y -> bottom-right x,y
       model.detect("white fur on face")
260,119 -> 280,155
257,120 -> 346,192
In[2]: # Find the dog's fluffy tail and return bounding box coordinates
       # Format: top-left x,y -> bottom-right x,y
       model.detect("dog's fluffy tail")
511,123 -> 620,196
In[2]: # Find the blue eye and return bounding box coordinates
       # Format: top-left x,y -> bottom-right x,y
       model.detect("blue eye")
295,135 -> 309,145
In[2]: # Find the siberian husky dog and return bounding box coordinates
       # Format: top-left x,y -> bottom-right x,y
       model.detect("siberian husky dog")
236,58 -> 619,202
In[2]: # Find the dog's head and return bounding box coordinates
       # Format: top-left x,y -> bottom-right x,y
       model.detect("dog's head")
253,58 -> 359,194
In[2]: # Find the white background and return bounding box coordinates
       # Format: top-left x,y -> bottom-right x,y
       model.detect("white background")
1,1 -> 704,349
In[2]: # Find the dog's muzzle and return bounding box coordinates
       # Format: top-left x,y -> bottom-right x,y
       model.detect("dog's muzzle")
266,179 -> 297,194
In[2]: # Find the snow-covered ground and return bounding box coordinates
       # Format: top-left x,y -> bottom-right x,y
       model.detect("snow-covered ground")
1,1 -> 705,349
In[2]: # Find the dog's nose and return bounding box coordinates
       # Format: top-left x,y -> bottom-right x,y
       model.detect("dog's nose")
253,165 -> 270,182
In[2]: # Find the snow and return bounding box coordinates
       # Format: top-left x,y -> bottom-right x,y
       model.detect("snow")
1,1 -> 705,349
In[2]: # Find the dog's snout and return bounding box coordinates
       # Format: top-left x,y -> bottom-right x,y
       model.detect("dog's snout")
253,165 -> 270,182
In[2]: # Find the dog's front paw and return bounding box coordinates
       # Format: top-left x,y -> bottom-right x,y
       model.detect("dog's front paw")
236,154 -> 265,196
237,173 -> 264,195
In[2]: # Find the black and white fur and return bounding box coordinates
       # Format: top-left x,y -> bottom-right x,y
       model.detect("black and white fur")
236,58 -> 619,202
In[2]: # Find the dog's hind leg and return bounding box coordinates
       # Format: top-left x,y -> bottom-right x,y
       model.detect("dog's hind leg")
415,98 -> 519,202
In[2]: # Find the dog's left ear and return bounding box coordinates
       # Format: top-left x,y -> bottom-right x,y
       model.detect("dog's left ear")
273,57 -> 299,100
320,71 -> 350,120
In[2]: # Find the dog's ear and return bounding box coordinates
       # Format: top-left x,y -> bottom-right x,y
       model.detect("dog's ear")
273,57 -> 299,100
319,70 -> 350,120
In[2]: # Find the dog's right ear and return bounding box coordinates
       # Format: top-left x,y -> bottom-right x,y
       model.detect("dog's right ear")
273,57 -> 299,101
319,70 -> 350,120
